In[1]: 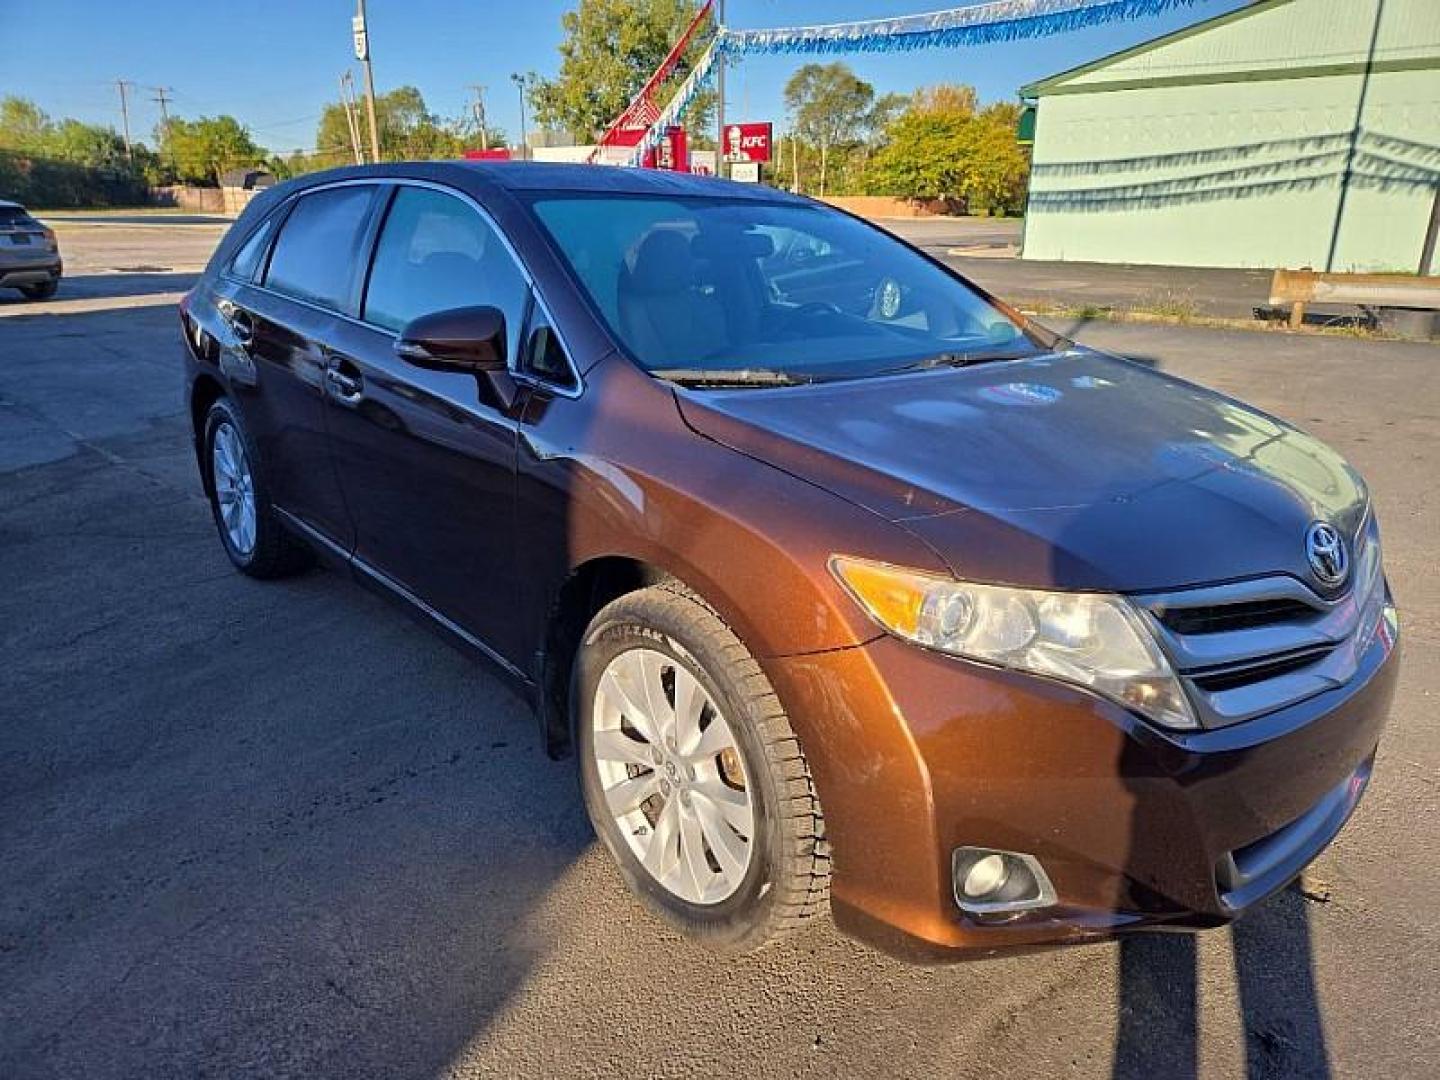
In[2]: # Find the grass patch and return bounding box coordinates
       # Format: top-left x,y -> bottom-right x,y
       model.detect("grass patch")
1134,289 -> 1201,323
1021,302 -> 1406,341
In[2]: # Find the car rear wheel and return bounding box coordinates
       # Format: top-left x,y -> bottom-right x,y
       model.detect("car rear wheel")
19,279 -> 58,300
202,398 -> 311,579
574,583 -> 830,951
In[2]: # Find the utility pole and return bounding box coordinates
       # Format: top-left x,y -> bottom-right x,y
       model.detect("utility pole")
511,73 -> 528,160
115,79 -> 135,163
340,71 -> 364,164
150,86 -> 172,127
468,84 -> 489,151
715,0 -> 726,179
151,86 -> 173,167
353,0 -> 382,163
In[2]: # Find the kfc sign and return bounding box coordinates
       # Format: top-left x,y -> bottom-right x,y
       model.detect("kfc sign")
723,122 -> 772,163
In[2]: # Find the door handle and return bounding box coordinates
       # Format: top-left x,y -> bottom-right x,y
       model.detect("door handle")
325,362 -> 364,403
228,307 -> 255,347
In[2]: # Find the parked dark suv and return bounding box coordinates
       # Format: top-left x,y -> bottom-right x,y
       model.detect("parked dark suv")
0,200 -> 62,300
180,163 -> 1399,959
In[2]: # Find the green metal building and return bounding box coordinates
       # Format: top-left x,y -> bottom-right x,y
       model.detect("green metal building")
1019,0 -> 1440,272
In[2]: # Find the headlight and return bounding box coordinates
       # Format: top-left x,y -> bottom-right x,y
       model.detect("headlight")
830,556 -> 1197,730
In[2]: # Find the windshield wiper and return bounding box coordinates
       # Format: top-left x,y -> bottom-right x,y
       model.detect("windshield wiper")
651,367 -> 813,388
873,350 -> 1019,377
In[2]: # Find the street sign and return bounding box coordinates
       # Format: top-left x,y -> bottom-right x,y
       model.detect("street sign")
723,122 -> 772,163
352,15 -> 368,61
730,161 -> 761,183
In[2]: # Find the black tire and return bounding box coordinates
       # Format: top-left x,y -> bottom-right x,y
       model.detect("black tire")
574,582 -> 831,951
202,398 -> 311,579
20,279 -> 58,300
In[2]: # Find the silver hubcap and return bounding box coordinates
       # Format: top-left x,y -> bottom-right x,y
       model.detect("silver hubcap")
211,421 -> 257,556
592,647 -> 754,905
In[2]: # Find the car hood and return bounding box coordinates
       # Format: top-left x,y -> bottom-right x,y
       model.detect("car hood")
674,350 -> 1368,594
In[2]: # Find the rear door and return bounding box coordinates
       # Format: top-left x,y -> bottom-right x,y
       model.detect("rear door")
320,183 -> 533,665
215,184 -> 380,548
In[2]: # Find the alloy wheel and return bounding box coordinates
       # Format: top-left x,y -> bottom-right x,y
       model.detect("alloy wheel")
591,647 -> 755,905
211,421 -> 257,557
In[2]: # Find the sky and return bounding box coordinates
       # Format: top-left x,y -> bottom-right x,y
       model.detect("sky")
4,0 -> 1248,154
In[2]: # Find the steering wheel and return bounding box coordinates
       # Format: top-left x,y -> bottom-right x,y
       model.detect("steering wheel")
772,300 -> 845,340
792,301 -> 844,319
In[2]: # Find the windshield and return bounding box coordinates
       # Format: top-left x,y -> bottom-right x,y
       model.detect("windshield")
529,194 -> 1042,383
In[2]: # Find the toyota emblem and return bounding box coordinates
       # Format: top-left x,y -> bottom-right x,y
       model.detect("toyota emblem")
1305,522 -> 1348,587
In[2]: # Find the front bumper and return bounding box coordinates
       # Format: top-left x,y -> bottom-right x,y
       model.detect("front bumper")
768,606 -> 1399,961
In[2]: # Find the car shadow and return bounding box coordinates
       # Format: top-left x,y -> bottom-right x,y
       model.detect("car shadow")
0,271 -> 201,308
0,301 -> 594,1077
1114,891 -> 1330,1080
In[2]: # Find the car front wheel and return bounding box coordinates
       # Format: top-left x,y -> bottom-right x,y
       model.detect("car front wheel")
574,583 -> 831,951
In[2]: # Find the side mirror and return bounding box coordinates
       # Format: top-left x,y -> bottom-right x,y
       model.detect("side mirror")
395,305 -> 506,373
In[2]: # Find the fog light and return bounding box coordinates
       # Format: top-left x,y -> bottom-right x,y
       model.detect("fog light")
961,854 -> 1009,898
952,847 -> 1056,916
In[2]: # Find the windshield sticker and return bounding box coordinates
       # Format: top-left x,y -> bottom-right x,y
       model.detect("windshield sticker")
977,382 -> 1062,406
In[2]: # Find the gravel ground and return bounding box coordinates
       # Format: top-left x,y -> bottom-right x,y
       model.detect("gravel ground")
1,221 -> 1436,1080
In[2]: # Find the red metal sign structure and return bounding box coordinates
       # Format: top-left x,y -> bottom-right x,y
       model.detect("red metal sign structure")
590,0 -> 714,161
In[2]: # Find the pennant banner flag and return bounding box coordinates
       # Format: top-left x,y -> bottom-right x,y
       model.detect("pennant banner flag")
622,0 -> 1210,164
627,39 -> 722,166
717,0 -> 1208,57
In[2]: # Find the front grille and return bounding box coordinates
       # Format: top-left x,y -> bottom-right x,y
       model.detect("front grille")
1158,597 -> 1315,636
1136,516 -> 1387,728
1189,646 -> 1334,693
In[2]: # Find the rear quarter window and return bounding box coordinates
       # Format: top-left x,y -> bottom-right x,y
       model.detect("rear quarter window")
226,214 -> 278,283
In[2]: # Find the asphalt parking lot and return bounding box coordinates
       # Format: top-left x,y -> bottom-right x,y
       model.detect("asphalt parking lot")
2,219 -> 1438,1079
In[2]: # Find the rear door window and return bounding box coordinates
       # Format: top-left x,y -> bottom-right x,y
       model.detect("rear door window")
264,186 -> 375,311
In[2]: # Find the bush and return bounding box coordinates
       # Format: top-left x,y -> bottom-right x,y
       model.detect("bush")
0,149 -> 149,208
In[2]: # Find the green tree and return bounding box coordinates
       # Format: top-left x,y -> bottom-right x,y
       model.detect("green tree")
867,87 -> 1029,214
0,96 -> 53,151
962,103 -> 1029,214
529,0 -> 715,142
784,63 -> 875,197
314,85 -> 478,164
50,119 -> 131,169
160,115 -> 265,186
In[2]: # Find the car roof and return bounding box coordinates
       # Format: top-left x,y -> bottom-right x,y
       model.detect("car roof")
273,161 -> 810,205
461,161 -> 804,200
0,199 -> 24,210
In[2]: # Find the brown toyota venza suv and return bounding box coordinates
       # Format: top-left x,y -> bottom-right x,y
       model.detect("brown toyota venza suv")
180,163 -> 1399,960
